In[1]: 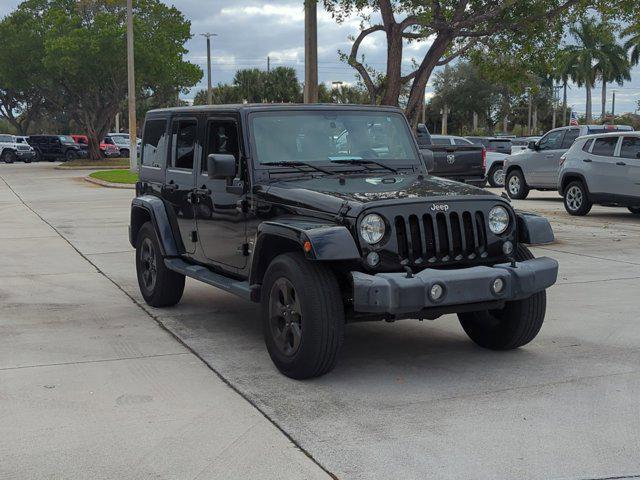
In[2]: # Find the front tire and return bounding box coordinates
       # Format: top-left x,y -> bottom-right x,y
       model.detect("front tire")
506,169 -> 529,199
135,222 -> 185,307
261,252 -> 344,379
65,150 -> 78,162
2,151 -> 16,164
629,207 -> 640,215
488,163 -> 505,187
458,245 -> 546,350
563,180 -> 592,216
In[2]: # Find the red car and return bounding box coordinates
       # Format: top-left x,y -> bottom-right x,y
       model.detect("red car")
71,134 -> 121,158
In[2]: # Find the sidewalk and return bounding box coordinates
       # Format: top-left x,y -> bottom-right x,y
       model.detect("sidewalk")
0,164 -> 329,480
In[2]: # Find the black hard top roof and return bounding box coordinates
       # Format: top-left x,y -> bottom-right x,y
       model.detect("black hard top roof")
147,103 -> 404,116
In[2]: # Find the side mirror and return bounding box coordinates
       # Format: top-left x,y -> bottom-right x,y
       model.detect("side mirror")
207,154 -> 236,180
421,151 -> 435,173
528,140 -> 539,151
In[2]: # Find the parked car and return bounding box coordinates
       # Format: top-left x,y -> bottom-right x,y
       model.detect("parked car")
28,135 -> 87,162
104,135 -> 139,157
71,134 -> 121,158
416,126 -> 486,186
504,124 -> 634,199
558,132 -> 640,215
466,136 -> 513,155
0,134 -> 36,163
511,136 -> 541,154
129,104 -> 558,379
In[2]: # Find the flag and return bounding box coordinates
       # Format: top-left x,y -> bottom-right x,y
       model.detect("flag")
569,111 -> 579,126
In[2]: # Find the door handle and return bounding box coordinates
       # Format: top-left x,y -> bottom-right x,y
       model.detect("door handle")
582,159 -> 592,163
616,161 -> 626,166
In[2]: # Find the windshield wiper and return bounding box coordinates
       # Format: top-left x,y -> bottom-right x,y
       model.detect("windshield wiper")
329,158 -> 397,174
261,161 -> 335,175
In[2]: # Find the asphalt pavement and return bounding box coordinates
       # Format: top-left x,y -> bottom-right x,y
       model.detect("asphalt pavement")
2,163 -> 639,479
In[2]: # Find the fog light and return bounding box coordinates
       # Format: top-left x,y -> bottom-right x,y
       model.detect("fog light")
503,241 -> 514,256
492,278 -> 505,294
366,251 -> 380,267
429,283 -> 444,301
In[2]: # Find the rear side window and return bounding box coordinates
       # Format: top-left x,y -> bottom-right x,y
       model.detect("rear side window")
141,119 -> 168,167
620,137 -> 640,159
591,137 -> 618,157
561,129 -> 580,148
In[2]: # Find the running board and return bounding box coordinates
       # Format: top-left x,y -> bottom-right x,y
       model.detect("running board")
164,258 -> 253,301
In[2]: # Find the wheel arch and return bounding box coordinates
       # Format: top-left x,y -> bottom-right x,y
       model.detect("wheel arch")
130,196 -> 183,257
560,172 -> 589,195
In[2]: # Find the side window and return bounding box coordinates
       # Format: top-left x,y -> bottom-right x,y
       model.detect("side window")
582,139 -> 594,152
620,137 -> 640,159
141,119 -> 167,167
591,137 -> 618,157
431,137 -> 451,146
561,129 -> 579,149
171,119 -> 197,170
203,120 -> 240,173
538,130 -> 564,151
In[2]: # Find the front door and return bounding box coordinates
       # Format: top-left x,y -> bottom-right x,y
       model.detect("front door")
531,129 -> 566,186
164,116 -> 199,254
195,116 -> 247,270
618,136 -> 640,199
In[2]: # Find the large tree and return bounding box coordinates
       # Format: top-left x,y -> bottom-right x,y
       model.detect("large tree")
324,0 -> 592,126
0,0 -> 201,159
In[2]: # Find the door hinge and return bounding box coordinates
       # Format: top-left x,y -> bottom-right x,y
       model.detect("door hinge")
190,231 -> 198,242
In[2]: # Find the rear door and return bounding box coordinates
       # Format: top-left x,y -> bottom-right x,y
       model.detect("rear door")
529,129 -> 565,186
195,115 -> 247,270
164,116 -> 199,254
588,136 -> 619,194
617,136 -> 640,198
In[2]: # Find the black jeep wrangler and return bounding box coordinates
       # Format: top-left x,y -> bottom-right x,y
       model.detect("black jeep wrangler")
130,104 -> 558,379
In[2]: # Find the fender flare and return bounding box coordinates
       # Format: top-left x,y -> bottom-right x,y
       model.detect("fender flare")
130,195 -> 182,256
249,220 -> 361,285
516,211 -> 555,245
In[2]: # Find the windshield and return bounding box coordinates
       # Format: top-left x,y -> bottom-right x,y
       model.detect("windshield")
250,111 -> 420,167
59,136 -> 75,144
0,135 -> 13,143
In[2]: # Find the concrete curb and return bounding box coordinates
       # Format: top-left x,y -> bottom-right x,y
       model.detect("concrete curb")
84,175 -> 135,189
56,165 -> 128,170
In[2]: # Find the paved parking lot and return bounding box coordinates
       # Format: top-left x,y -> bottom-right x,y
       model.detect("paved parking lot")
2,163 -> 639,479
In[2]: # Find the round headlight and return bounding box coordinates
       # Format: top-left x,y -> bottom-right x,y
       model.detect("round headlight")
488,206 -> 510,235
360,214 -> 386,244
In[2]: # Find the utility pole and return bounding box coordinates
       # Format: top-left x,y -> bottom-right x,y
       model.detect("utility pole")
126,0 -> 137,172
526,87 -> 532,135
612,90 -> 616,116
201,33 -> 217,105
441,105 -> 449,135
303,0 -> 318,103
267,56 -> 271,73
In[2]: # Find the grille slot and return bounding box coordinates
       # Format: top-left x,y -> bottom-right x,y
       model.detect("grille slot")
394,210 -> 488,264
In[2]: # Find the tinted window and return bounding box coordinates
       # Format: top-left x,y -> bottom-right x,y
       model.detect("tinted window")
538,130 -> 564,150
453,137 -> 473,145
591,137 -> 618,157
620,137 -> 640,159
489,140 -> 511,148
172,119 -> 197,170
141,119 -> 168,167
0,135 -> 13,142
203,120 -> 239,172
582,139 -> 594,152
431,137 -> 451,145
561,129 -> 580,148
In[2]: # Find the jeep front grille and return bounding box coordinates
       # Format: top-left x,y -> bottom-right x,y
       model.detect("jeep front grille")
17,145 -> 30,151
394,211 -> 488,264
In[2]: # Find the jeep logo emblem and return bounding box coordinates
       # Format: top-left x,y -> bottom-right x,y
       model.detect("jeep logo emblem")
430,204 -> 449,212
446,154 -> 455,164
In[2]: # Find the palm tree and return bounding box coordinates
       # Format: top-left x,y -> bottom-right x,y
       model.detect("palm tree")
623,25 -> 640,66
562,19 -> 629,123
553,51 -> 577,125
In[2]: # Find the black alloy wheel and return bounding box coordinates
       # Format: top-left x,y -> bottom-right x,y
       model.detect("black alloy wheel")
268,278 -> 303,358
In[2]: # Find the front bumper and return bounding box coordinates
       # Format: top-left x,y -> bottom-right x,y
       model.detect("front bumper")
351,257 -> 558,315
16,151 -> 35,160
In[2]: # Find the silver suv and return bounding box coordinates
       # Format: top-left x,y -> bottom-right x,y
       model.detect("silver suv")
504,124 -> 633,199
558,132 -> 640,216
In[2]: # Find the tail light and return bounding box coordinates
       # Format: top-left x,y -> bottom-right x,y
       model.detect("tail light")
482,147 -> 487,172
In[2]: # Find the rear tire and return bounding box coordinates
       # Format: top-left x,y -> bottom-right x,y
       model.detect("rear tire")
563,180 -> 592,216
506,169 -> 529,199
629,207 -> 640,215
261,252 -> 344,379
2,150 -> 16,164
135,222 -> 185,307
487,163 -> 505,187
458,245 -> 546,350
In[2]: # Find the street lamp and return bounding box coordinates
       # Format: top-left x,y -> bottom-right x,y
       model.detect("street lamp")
201,33 -> 218,105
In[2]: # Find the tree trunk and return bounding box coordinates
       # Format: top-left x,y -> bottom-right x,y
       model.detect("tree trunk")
472,112 -> 478,132
562,81 -> 567,126
381,23 -> 404,106
585,84 -> 592,123
601,80 -> 607,120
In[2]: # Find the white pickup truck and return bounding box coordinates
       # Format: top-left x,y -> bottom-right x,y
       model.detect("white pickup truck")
0,134 -> 36,163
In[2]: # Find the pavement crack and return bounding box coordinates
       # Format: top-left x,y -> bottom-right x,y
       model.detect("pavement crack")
536,246 -> 640,267
0,353 -> 189,372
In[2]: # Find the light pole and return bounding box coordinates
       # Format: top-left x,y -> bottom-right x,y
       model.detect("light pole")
304,0 -> 318,103
126,0 -> 137,172
201,33 -> 217,105
612,90 -> 616,117
526,87 -> 532,135
332,81 -> 343,103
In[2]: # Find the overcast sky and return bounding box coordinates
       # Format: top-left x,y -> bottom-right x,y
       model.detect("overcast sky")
1,0 -> 639,115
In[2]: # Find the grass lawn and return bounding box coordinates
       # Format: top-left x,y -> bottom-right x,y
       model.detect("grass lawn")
89,169 -> 139,184
65,158 -> 130,168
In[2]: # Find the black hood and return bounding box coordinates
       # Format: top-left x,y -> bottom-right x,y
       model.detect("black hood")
261,173 -> 499,217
